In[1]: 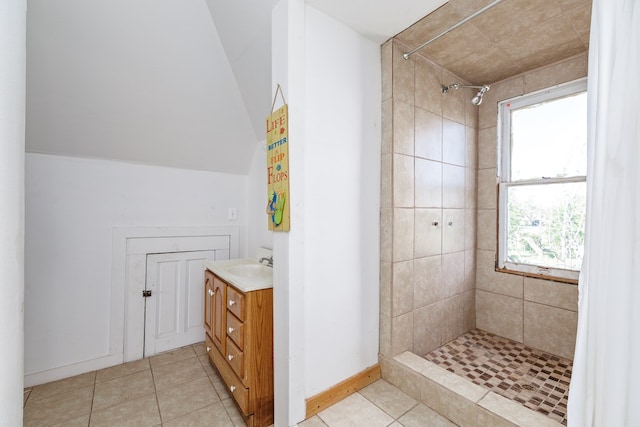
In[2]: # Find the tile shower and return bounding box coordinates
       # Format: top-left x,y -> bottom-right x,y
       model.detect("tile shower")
379,37 -> 482,420
379,37 -> 586,425
379,40 -> 478,359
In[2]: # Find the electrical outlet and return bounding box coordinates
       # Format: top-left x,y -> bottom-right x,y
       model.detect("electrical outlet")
228,208 -> 237,220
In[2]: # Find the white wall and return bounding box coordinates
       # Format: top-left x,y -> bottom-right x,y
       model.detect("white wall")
303,5 -> 381,397
272,1 -> 307,424
0,0 -> 26,424
271,2 -> 381,424
247,141 -> 274,255
24,153 -> 248,382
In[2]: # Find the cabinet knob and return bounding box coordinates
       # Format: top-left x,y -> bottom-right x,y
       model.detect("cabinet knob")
230,385 -> 236,392
228,327 -> 234,334
208,289 -> 214,296
228,354 -> 234,361
206,346 -> 211,352
228,299 -> 235,307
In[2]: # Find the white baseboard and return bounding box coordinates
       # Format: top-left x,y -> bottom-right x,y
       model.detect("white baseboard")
24,353 -> 123,388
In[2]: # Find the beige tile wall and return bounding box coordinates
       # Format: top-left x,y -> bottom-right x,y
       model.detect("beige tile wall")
474,53 -> 587,360
381,40 -> 585,361
380,40 -> 477,358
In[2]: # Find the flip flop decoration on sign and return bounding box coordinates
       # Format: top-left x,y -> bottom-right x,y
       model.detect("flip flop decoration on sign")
265,190 -> 286,227
274,190 -> 286,226
265,85 -> 290,231
265,191 -> 276,222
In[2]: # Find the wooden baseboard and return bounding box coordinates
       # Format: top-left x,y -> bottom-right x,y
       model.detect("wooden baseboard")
305,364 -> 381,419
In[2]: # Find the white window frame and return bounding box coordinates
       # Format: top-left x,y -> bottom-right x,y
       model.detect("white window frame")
497,78 -> 587,281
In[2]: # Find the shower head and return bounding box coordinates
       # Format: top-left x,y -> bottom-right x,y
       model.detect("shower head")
471,93 -> 483,105
442,83 -> 491,106
471,85 -> 490,105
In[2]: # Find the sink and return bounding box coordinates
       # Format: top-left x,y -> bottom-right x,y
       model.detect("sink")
226,263 -> 272,278
204,256 -> 273,292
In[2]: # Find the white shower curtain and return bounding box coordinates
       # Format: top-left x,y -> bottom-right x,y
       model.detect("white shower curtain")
568,1 -> 640,426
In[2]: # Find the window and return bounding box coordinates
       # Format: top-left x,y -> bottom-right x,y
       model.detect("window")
498,79 -> 587,281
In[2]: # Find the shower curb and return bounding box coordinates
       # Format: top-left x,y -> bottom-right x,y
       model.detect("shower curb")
379,352 -> 562,427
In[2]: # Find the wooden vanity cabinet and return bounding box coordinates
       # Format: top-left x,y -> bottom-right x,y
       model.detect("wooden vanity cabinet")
204,271 -> 274,427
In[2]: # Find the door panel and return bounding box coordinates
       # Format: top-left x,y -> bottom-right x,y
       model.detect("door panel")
156,259 -> 180,339
211,276 -> 226,355
144,250 -> 216,356
204,270 -> 215,340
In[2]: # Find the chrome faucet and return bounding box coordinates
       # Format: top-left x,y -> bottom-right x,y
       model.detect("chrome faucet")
259,256 -> 273,267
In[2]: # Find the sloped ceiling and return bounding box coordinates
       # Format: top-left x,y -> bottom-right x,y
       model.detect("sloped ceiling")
203,0 -> 280,143
26,0 -> 258,174
24,0 -> 449,174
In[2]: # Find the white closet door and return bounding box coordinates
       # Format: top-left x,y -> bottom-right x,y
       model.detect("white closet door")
144,250 -> 217,356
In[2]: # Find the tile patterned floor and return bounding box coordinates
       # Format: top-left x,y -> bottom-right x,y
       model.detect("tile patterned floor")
424,329 -> 572,426
23,343 -> 249,427
302,379 -> 456,427
24,343 -> 447,427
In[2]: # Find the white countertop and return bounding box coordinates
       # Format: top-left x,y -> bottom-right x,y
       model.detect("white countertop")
204,257 -> 273,292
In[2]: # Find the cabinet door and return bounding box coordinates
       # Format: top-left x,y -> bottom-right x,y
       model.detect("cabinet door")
204,270 -> 215,340
145,251 -> 216,356
212,276 -> 226,354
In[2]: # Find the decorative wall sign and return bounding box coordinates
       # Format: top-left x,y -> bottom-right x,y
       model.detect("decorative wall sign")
266,85 -> 290,231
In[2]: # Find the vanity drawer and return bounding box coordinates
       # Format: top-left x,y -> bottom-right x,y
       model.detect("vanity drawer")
204,334 -> 215,356
209,341 -> 249,414
226,286 -> 246,321
226,312 -> 245,350
226,337 -> 245,380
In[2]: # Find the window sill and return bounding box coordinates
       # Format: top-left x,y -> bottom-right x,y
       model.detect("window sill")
495,266 -> 579,285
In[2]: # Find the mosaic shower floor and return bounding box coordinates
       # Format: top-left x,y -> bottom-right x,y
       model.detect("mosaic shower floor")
424,329 -> 572,425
